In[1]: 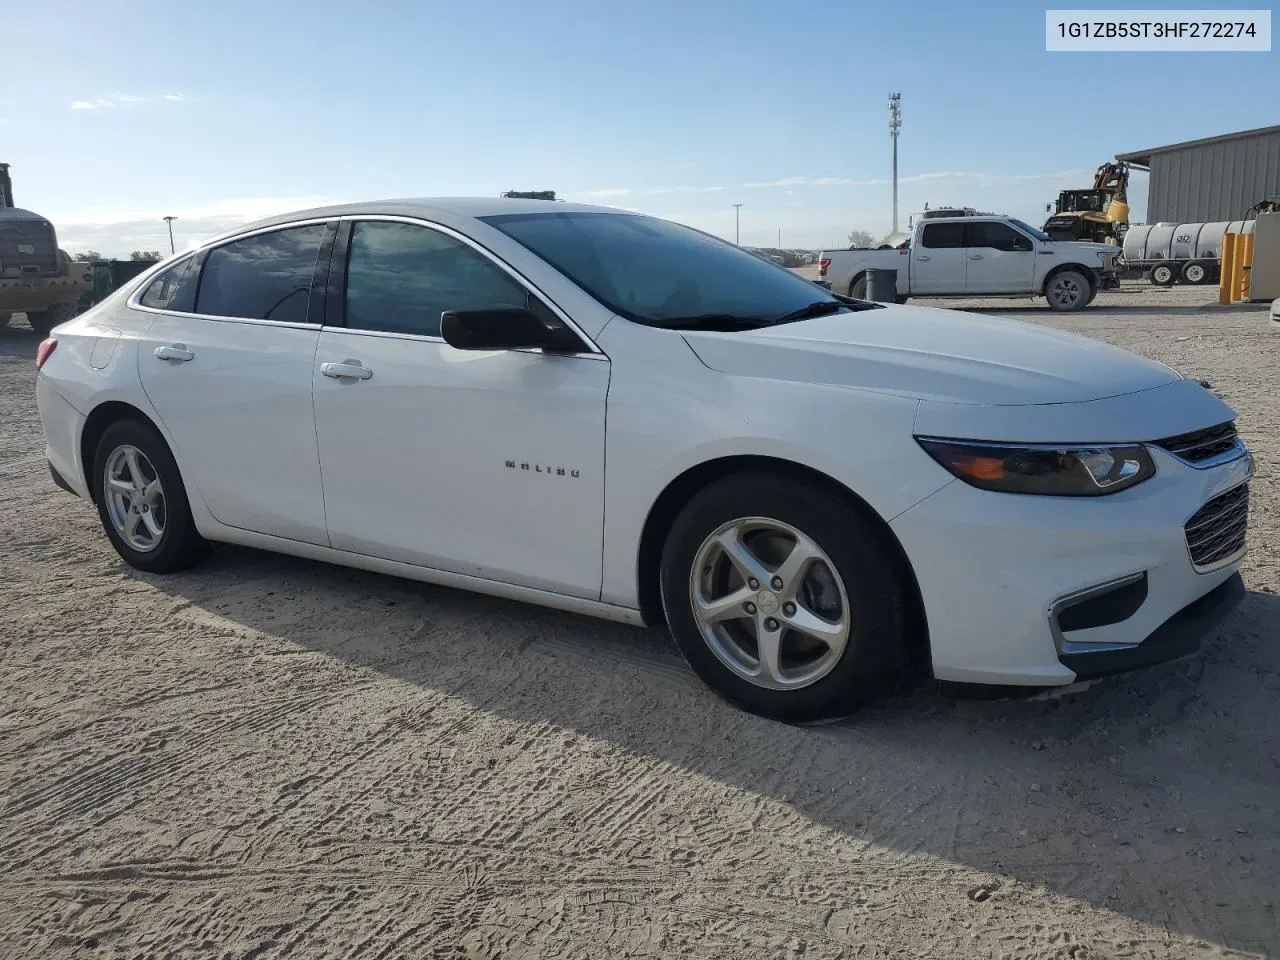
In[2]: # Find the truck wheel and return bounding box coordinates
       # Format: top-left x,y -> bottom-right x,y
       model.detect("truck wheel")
1181,260 -> 1212,285
26,302 -> 78,338
1149,262 -> 1177,286
1045,270 -> 1091,311
849,276 -> 868,299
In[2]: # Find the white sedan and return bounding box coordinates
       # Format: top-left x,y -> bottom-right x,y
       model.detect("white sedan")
35,199 -> 1253,721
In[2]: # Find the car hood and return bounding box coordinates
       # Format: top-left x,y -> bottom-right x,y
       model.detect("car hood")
680,304 -> 1181,405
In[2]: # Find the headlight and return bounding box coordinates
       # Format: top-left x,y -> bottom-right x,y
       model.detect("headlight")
916,438 -> 1155,496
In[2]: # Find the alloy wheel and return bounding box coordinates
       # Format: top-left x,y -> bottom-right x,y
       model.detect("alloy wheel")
688,517 -> 851,690
104,444 -> 167,552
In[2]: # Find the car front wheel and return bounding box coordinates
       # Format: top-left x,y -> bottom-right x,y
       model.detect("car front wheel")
92,418 -> 209,574
659,471 -> 908,722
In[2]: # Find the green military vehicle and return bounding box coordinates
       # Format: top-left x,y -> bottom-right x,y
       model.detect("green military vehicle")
0,162 -> 92,338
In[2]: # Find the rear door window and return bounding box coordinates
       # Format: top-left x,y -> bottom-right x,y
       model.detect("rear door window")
194,224 -> 328,323
920,223 -> 964,248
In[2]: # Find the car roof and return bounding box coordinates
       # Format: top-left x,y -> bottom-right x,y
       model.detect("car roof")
207,197 -> 627,247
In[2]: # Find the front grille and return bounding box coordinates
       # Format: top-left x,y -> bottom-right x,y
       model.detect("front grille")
1155,421 -> 1239,464
1185,483 -> 1249,569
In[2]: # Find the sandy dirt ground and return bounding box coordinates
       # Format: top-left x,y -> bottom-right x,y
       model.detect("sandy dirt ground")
1,285 -> 1277,959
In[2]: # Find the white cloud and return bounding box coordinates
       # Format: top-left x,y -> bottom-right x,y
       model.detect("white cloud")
743,170 -> 1086,189
51,196 -> 345,259
570,185 -> 724,200
69,93 -> 188,111
744,176 -> 808,188
640,185 -> 723,195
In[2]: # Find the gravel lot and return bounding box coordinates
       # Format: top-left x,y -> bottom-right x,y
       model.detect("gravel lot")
1,285 -> 1277,960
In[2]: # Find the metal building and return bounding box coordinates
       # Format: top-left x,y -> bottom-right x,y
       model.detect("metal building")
1116,124 -> 1280,224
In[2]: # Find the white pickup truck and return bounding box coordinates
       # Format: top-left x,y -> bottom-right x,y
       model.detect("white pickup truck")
818,215 -> 1121,311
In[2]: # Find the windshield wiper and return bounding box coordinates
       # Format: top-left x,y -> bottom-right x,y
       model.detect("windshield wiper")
769,300 -> 851,325
652,313 -> 771,331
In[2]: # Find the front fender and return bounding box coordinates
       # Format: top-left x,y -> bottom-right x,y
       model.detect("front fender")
595,318 -> 951,608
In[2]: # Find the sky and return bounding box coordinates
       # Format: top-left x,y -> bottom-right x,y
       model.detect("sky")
2,0 -> 1276,256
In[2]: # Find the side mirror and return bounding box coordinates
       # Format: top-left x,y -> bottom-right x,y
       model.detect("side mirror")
440,307 -> 584,353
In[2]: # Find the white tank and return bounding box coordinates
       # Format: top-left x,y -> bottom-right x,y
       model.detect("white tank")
1122,219 -> 1256,263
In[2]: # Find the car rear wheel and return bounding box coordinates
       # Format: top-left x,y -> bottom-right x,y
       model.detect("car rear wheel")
850,276 -> 868,299
659,471 -> 908,722
92,418 -> 209,574
1045,270 -> 1091,311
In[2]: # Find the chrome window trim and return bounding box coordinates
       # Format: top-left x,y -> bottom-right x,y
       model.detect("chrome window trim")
335,214 -> 605,356
315,324 -> 605,361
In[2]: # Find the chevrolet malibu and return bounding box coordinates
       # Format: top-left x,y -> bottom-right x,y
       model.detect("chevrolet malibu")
34,199 -> 1253,722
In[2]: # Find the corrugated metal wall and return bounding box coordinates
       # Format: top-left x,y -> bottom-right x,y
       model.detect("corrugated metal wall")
1147,130 -> 1280,223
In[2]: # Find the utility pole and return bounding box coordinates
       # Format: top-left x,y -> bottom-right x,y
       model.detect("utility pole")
888,92 -> 901,235
163,216 -> 177,255
732,203 -> 743,245
777,227 -> 781,248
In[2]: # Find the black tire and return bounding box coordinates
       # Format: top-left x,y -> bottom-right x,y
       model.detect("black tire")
26,302 -> 78,338
1181,260 -> 1212,285
0,312 -> 10,329
91,418 -> 209,574
849,275 -> 868,299
1044,269 -> 1091,311
659,471 -> 909,723
1149,261 -> 1177,286
894,295 -> 909,305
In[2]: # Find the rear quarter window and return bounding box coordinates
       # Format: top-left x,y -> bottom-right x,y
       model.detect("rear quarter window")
139,255 -> 200,313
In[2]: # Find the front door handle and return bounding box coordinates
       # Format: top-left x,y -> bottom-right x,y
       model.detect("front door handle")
915,255 -> 931,261
321,360 -> 373,380
154,344 -> 194,362
969,254 -> 984,260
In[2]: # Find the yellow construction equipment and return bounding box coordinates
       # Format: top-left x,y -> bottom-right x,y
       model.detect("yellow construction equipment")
1042,161 -> 1131,245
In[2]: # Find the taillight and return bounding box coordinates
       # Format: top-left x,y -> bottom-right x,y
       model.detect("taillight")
818,257 -> 830,277
35,337 -> 57,370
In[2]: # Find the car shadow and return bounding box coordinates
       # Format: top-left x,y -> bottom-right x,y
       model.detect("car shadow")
141,541 -> 1280,955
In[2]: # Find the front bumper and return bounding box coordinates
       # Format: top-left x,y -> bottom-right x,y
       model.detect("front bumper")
891,442 -> 1252,686
1059,572 -> 1243,681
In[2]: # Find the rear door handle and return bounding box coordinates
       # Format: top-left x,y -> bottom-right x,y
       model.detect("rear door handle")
321,360 -> 373,380
969,254 -> 984,260
915,255 -> 931,261
154,344 -> 194,362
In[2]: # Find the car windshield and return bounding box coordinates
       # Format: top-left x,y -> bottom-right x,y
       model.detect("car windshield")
481,210 -> 858,329
1008,218 -> 1051,242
